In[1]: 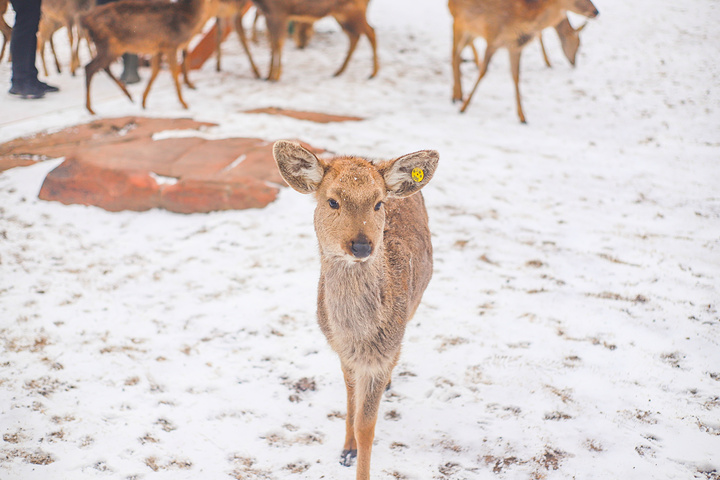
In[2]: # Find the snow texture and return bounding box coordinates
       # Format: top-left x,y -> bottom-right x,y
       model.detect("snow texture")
1,0 -> 719,479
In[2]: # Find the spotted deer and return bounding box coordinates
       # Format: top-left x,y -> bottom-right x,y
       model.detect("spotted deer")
251,0 -> 378,81
273,141 -> 438,480
450,0 -> 599,122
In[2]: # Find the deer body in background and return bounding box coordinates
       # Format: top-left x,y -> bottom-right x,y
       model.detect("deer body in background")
0,0 -> 11,62
449,0 -> 598,123
38,0 -> 95,76
212,0 -> 260,77
251,0 -> 378,81
273,141 -> 438,480
539,15 -> 587,67
80,0 -> 216,114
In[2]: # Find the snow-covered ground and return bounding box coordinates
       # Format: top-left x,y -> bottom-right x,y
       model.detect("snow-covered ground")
1,0 -> 719,479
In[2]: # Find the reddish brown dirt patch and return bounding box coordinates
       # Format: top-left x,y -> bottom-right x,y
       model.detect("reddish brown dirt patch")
0,117 -> 324,213
243,107 -> 364,123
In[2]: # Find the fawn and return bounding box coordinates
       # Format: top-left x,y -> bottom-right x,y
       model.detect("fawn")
251,0 -> 378,81
0,0 -> 10,62
449,0 -> 599,123
80,0 -> 216,114
273,141 -> 438,480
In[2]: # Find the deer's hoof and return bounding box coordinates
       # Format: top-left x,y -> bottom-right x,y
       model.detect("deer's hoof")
340,449 -> 357,467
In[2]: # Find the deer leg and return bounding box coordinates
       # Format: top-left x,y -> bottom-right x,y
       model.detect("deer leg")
265,16 -> 286,81
451,24 -> 468,102
142,53 -> 162,109
460,45 -> 496,113
167,50 -> 188,109
539,34 -> 551,68
215,17 -> 223,72
235,12 -> 261,78
362,21 -> 378,79
353,371 -> 389,480
509,48 -> 526,124
0,20 -> 10,62
181,49 -> 196,89
334,24 -> 360,78
85,46 -> 121,114
340,363 -> 357,466
38,37 -> 49,77
49,35 -> 62,74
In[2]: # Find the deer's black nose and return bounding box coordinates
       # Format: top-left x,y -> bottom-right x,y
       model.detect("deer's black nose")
351,241 -> 372,258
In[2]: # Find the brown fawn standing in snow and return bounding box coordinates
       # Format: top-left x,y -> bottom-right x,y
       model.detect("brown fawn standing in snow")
80,0 -> 217,114
273,141 -> 438,480
251,0 -> 378,81
449,0 -> 599,122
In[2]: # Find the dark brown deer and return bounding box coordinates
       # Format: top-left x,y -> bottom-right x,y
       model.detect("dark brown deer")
450,0 -> 598,122
80,0 -> 216,114
251,0 -> 378,81
274,141 -> 438,480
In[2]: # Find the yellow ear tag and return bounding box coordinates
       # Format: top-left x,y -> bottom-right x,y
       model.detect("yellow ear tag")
411,168 -> 424,183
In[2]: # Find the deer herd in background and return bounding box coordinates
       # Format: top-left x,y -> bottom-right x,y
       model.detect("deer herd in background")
1,0 -> 600,122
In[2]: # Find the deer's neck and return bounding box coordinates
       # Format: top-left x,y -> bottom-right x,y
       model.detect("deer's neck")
320,249 -> 386,330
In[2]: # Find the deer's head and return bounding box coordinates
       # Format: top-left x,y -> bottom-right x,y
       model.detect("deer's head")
274,141 -> 438,263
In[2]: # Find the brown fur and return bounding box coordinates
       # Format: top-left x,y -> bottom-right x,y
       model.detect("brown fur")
212,0 -> 260,77
38,0 -> 95,76
80,0 -> 216,114
450,0 -> 598,122
273,141 -> 438,480
539,16 -> 586,67
251,0 -> 378,81
0,0 -> 11,62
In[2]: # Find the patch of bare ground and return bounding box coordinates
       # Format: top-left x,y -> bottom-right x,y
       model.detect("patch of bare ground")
228,455 -> 273,479
284,461 -> 310,473
24,376 -> 75,397
435,335 -> 469,353
4,335 -> 50,353
144,456 -> 192,471
1,449 -> 55,465
285,376 -> 316,403
556,329 -> 617,351
482,447 -> 570,477
586,291 -> 649,303
262,431 -> 324,447
696,468 -> 719,480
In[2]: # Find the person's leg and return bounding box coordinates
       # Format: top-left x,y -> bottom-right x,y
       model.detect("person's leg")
9,0 -> 59,98
9,0 -> 43,97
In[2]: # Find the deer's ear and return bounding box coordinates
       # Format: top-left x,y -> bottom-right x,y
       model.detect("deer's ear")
379,150 -> 439,198
273,141 -> 325,194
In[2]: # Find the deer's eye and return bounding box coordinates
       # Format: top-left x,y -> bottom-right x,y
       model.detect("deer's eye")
374,201 -> 383,211
328,199 -> 340,209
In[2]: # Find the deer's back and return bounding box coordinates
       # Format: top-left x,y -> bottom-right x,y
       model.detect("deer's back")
254,0 -> 366,20
450,0 -> 562,46
82,0 -> 205,51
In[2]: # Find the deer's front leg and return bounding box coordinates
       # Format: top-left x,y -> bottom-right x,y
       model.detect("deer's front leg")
353,371 -> 390,480
341,363 -> 357,466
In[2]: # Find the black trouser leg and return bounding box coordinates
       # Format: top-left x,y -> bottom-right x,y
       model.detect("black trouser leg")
9,0 -> 41,86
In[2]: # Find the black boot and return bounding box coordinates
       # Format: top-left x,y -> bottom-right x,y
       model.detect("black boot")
120,53 -> 140,84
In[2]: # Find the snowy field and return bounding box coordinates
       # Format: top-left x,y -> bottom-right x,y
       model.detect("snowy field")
1,0 -> 719,479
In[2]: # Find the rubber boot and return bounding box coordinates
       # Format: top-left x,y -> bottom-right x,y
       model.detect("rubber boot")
120,53 -> 140,85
